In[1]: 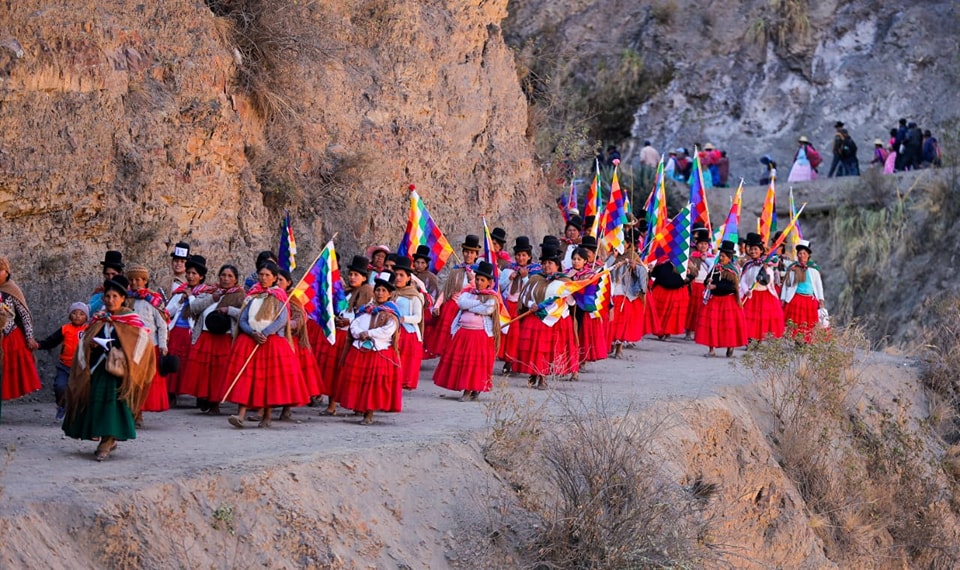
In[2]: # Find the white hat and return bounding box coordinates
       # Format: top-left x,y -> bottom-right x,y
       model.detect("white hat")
796,240 -> 812,254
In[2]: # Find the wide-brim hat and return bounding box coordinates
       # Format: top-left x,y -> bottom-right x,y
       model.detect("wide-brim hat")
170,241 -> 190,259
798,136 -> 810,143
703,143 -> 715,151
796,240 -> 812,254
565,215 -> 584,232
745,232 -> 764,248
580,235 -> 598,251
475,260 -> 495,281
513,236 -> 533,254
103,275 -> 130,297
365,245 -> 390,258
873,139 -> 884,146
392,255 -> 413,274
412,245 -> 432,262
186,255 -> 207,275
540,244 -> 562,264
373,270 -> 397,291
461,235 -> 482,252
346,255 -> 371,277
100,250 -> 124,270
719,240 -> 737,256
205,311 -> 232,335
491,227 -> 507,245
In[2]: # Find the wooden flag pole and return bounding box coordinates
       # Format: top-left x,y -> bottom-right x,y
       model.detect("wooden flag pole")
220,234 -> 337,404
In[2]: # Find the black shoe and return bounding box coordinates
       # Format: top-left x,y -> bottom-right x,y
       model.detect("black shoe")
197,398 -> 211,413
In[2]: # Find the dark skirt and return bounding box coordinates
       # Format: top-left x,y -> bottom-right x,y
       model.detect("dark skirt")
62,364 -> 137,442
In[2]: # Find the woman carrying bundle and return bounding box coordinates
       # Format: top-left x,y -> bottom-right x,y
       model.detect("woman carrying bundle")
125,264 -> 171,423
335,271 -> 403,425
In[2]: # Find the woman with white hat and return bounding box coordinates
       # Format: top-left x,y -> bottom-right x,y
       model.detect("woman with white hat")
788,136 -> 820,182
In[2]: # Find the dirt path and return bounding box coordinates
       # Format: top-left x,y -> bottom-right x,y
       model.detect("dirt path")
1,336 -> 749,512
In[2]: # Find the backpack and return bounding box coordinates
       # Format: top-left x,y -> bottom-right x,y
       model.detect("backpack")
841,137 -> 857,159
807,146 -> 822,169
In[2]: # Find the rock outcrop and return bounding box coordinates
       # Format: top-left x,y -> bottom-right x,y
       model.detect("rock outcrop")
0,0 -> 551,335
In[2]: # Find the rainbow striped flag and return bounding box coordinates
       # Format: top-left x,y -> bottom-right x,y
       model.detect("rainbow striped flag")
689,148 -> 711,233
537,273 -> 604,327
584,160 -> 602,237
763,202 -> 807,263
599,168 -> 628,254
396,184 -> 455,274
720,181 -> 743,248
278,211 -> 297,272
482,216 -> 500,290
758,170 -> 777,244
788,186 -> 802,253
641,157 -> 668,261
649,203 -> 692,275
292,240 -> 348,345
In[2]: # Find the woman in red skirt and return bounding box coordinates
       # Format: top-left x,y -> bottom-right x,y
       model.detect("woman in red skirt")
164,255 -> 216,405
740,232 -> 785,342
0,256 -> 42,407
126,264 -> 172,425
433,261 -> 501,400
695,241 -> 747,357
608,236 -> 649,358
650,259 -> 689,340
224,262 -> 309,428
780,240 -> 825,343
271,268 -> 325,422
392,257 -> 424,390
423,235 -> 481,357
685,229 -> 714,339
179,264 -> 245,415
319,256 -> 374,416
567,247 -> 607,364
498,236 -> 537,374
336,271 -> 403,425
516,244 -> 578,388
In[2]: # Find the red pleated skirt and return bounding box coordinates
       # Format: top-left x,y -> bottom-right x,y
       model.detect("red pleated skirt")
686,281 -> 706,332
1,327 -> 41,400
515,315 -> 579,376
298,342 -> 326,397
498,299 -> 519,361
317,329 -> 348,398
422,301 -> 458,358
421,309 -> 437,359
644,293 -> 662,338
220,334 -> 310,408
398,328 -> 423,389
651,286 -> 689,336
695,294 -> 747,348
784,293 -> 819,342
140,346 -> 171,412
306,319 -> 325,364
433,328 -> 495,392
336,347 -> 402,413
743,290 -> 785,341
608,295 -> 646,343
165,326 -> 192,394
178,331 -> 233,400
579,313 -> 609,362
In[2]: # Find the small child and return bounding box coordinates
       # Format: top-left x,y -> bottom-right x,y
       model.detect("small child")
37,302 -> 89,421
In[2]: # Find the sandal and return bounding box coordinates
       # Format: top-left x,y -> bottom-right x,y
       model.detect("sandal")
279,410 -> 293,421
318,409 -> 338,417
228,415 -> 245,429
258,416 -> 272,428
725,347 -> 735,358
246,414 -> 263,422
94,440 -> 117,462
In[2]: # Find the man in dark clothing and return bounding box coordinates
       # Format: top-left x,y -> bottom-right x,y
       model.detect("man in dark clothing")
606,145 -> 621,166
894,118 -> 909,171
828,121 -> 845,177
838,128 -> 859,177
902,122 -> 923,170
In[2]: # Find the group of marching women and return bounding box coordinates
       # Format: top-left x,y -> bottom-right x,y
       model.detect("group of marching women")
0,218 -> 825,461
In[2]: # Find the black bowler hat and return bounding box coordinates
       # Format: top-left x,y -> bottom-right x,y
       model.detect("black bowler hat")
373,270 -> 397,291
186,255 -> 208,276
513,236 -> 532,254
461,235 -> 482,252
834,121 -> 845,129
580,235 -> 598,251
412,245 -> 432,262
393,256 -> 414,274
103,274 -> 130,297
719,240 -> 737,256
100,250 -> 125,271
346,255 -> 371,277
540,244 -> 562,263
170,241 -> 190,259
491,227 -> 507,245
745,232 -> 764,248
565,215 -> 584,232
693,229 -> 711,244
475,260 -> 495,281
540,235 -> 561,249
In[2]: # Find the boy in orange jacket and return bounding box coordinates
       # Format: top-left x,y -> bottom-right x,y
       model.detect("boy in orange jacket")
37,302 -> 89,421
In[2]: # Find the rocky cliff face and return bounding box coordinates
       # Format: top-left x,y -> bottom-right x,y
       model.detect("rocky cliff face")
0,0 -> 551,333
504,0 -> 960,178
